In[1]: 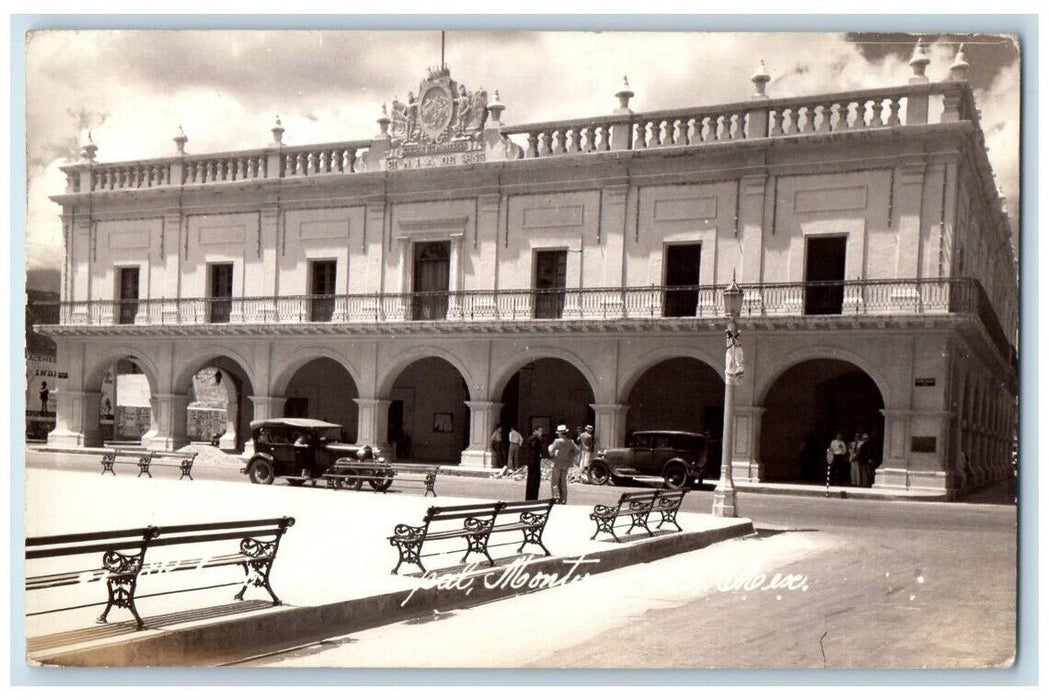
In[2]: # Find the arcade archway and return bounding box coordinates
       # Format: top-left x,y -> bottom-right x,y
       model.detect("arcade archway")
389,357 -> 469,463
176,357 -> 254,451
625,357 -> 724,436
283,358 -> 360,442
760,359 -> 884,484
499,358 -> 595,445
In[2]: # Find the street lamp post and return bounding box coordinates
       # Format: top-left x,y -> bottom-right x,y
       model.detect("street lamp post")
713,278 -> 744,517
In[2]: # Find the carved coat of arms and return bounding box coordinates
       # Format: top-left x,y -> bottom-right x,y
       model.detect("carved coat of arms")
390,67 -> 487,145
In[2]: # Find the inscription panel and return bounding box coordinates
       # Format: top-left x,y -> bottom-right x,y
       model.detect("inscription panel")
522,205 -> 585,229
653,196 -> 717,222
794,185 -> 868,213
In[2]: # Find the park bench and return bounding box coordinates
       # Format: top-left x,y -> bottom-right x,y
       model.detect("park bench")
25,516 -> 295,629
100,448 -> 198,479
589,488 -> 688,542
388,499 -> 556,575
100,448 -> 153,476
323,461 -> 439,496
141,450 -> 198,480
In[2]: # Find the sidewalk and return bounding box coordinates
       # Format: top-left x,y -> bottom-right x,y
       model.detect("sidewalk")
24,469 -> 752,667
29,444 -> 963,501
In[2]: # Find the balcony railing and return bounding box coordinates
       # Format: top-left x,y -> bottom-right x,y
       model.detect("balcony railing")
38,277 -> 1011,350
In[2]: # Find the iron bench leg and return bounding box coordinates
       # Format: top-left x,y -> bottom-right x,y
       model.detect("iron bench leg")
97,551 -> 147,629
517,513 -> 552,555
235,538 -> 282,606
627,509 -> 654,537
138,456 -> 152,478
101,456 -> 115,476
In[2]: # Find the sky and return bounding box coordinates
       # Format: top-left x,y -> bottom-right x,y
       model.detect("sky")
23,29 -> 1021,275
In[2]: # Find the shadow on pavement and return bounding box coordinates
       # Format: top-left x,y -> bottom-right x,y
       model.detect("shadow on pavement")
749,527 -> 821,540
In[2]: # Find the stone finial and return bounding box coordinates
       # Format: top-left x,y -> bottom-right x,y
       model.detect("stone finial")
81,131 -> 97,163
950,44 -> 970,81
909,38 -> 931,82
615,75 -> 634,114
487,89 -> 505,125
173,125 -> 188,154
271,116 -> 285,146
377,102 -> 391,139
751,59 -> 771,99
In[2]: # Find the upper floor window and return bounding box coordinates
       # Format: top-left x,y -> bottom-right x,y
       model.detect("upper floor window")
208,263 -> 234,323
412,241 -> 450,321
534,249 -> 567,319
663,243 -> 701,317
309,259 -> 337,322
116,267 -> 139,325
804,235 -> 846,315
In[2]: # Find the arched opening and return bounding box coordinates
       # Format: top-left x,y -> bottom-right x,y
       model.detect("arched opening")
283,358 -> 360,442
500,358 -> 595,450
98,358 -> 152,444
179,357 -> 254,452
760,359 -> 885,484
626,357 -> 724,436
389,357 -> 469,463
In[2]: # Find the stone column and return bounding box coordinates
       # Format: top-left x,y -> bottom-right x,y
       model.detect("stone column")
590,403 -> 630,451
241,395 -> 286,457
874,408 -> 912,489
461,400 -> 503,467
354,398 -> 393,457
141,393 -> 190,450
730,406 -> 765,483
47,390 -> 103,448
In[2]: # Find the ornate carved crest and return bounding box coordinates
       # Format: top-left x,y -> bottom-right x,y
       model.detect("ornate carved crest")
389,67 -> 488,146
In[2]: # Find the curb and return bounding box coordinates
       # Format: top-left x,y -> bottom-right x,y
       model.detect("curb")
33,519 -> 754,667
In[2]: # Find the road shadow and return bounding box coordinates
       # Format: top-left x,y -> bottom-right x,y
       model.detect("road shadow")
749,527 -> 821,540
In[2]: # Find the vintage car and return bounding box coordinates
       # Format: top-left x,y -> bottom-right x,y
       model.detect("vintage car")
586,430 -> 714,488
240,418 -> 385,486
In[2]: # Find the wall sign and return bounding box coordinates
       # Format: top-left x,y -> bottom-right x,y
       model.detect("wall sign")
914,377 -> 936,387
911,436 -> 937,453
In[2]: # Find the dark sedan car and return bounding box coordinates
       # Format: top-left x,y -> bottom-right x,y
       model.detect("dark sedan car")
240,418 -> 383,485
586,430 -> 714,488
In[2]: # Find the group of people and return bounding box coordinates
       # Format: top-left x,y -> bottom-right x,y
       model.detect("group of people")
827,432 -> 874,487
490,423 -> 594,505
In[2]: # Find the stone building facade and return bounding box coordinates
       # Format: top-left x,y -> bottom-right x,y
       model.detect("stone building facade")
40,46 -> 1017,497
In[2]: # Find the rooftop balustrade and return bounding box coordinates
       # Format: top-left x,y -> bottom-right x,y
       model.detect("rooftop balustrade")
59,82 -> 976,194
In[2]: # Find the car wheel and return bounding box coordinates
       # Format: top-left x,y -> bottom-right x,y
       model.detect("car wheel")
587,463 -> 611,486
248,458 -> 275,485
369,472 -> 394,492
663,463 -> 688,489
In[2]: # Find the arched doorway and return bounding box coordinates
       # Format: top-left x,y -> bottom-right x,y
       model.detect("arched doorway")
98,358 -> 152,443
760,359 -> 885,484
389,357 -> 469,463
500,358 -> 595,447
626,358 -> 724,435
178,357 -> 254,452
283,358 -> 360,442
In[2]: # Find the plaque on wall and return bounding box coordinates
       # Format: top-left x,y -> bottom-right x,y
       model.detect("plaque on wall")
911,436 -> 937,453
914,377 -> 936,387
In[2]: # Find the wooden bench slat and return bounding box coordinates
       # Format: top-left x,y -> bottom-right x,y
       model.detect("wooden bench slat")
25,517 -> 295,630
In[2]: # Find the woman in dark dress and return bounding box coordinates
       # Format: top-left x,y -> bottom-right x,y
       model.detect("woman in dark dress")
525,427 -> 546,500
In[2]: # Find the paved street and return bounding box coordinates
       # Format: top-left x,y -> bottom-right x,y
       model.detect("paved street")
22,448 -> 1017,669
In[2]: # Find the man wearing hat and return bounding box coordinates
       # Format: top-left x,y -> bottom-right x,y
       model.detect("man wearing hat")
577,424 -> 595,482
549,424 -> 579,504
